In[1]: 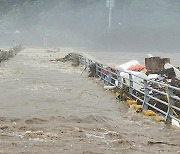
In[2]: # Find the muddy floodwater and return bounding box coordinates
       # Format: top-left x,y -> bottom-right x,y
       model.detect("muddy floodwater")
0,48 -> 180,153
89,50 -> 180,67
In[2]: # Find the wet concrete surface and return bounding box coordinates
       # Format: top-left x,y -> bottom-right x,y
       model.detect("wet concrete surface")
0,48 -> 180,153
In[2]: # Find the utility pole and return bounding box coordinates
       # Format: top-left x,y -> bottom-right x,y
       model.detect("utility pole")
123,0 -> 126,25
106,0 -> 115,29
59,0 -> 64,9
44,36 -> 48,49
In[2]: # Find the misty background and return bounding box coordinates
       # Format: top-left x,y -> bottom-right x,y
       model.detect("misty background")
0,0 -> 180,52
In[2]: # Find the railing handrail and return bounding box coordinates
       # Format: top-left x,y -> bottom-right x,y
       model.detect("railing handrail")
79,55 -> 180,123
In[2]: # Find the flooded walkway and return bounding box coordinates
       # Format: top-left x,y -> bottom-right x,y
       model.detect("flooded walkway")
0,48 -> 180,153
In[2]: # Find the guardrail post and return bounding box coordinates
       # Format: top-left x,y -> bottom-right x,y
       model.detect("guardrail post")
95,63 -> 99,77
165,86 -> 175,121
108,67 -> 112,85
86,59 -> 89,66
101,64 -> 103,80
88,59 -> 91,66
116,70 -> 122,88
85,59 -> 87,67
81,57 -> 83,65
78,56 -> 82,65
142,79 -> 149,110
129,74 -> 133,95
88,60 -> 90,66
82,57 -> 85,66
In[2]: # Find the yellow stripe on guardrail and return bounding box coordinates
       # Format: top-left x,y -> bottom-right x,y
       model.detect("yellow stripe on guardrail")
166,87 -> 180,119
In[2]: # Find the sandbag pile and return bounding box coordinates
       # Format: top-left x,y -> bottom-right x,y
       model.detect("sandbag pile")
109,55 -> 180,117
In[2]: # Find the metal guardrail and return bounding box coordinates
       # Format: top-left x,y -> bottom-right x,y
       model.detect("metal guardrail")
79,55 -> 180,123
0,45 -> 22,62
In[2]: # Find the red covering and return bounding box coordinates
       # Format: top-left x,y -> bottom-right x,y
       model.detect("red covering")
128,64 -> 145,71
104,66 -> 108,74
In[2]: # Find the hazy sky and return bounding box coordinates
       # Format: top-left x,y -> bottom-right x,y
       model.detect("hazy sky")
0,0 -> 180,52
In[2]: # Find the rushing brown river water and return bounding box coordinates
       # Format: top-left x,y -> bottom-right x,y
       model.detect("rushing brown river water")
89,50 -> 180,67
0,48 -> 180,153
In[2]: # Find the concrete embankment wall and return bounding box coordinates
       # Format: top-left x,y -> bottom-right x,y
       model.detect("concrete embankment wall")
0,46 -> 22,63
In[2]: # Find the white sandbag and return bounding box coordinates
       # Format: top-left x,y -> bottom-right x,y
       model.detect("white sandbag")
172,119 -> 180,128
119,71 -> 148,91
148,54 -> 153,58
104,85 -> 116,90
148,74 -> 159,80
115,60 -> 140,71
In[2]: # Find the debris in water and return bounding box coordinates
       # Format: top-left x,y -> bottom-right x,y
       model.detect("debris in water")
49,53 -> 80,66
145,56 -> 170,73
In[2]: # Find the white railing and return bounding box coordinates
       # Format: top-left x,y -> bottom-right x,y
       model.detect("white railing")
79,55 -> 180,123
0,45 -> 22,62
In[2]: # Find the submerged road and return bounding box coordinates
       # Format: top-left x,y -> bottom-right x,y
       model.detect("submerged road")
0,48 -> 180,153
